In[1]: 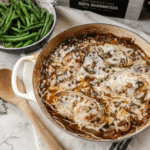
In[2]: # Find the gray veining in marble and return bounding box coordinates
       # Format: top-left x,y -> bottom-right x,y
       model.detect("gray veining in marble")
0,51 -> 36,150
0,100 -> 36,150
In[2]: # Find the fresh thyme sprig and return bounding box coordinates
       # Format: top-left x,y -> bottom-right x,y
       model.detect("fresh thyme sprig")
0,98 -> 8,115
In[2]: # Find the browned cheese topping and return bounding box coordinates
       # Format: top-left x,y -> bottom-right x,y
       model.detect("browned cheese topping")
39,34 -> 150,140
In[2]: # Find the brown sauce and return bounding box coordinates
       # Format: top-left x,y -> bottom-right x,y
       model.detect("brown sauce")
38,33 -> 150,140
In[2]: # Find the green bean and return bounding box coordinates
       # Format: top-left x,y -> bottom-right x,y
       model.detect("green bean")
40,13 -> 50,38
14,20 -> 26,29
23,39 -> 33,47
4,42 -> 12,48
10,27 -> 20,33
28,21 -> 44,27
25,16 -> 30,26
14,23 -> 27,29
13,4 -> 19,11
0,12 -> 9,33
27,0 -> 32,8
14,41 -> 23,48
32,14 -> 38,23
0,32 -> 37,42
31,2 -> 40,13
19,0 -> 30,20
0,13 -> 8,28
20,22 -> 44,33
20,24 -> 26,29
34,28 -> 42,42
11,11 -> 16,17
2,11 -> 17,35
5,5 -> 13,25
0,11 -> 8,21
17,31 -> 29,36
17,20 -> 21,29
25,4 -> 40,20
31,14 -> 34,24
42,15 -> 46,22
40,8 -> 45,19
0,3 -> 8,10
43,15 -> 53,37
11,14 -> 19,20
0,32 -> 29,38
0,0 -> 54,48
12,0 -> 19,6
2,21 -> 12,34
16,9 -> 26,26
0,30 -> 3,35
0,8 -> 5,16
9,11 -> 18,20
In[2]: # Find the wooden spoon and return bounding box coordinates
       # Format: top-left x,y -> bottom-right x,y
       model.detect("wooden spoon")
0,68 -> 64,150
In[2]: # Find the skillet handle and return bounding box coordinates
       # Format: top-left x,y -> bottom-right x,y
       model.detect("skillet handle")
12,56 -> 36,102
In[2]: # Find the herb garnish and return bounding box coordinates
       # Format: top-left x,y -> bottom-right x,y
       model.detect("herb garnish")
135,97 -> 139,100
104,124 -> 109,127
96,81 -> 100,84
89,107 -> 92,111
0,99 -> 8,115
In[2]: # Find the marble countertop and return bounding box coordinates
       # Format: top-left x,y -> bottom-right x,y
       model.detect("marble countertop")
0,2 -> 150,150
0,52 -> 36,150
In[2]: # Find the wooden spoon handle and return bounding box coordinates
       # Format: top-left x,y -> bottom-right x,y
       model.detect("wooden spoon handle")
18,100 -> 64,150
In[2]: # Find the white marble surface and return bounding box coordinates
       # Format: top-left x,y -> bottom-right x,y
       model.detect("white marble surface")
0,52 -> 36,150
0,1 -> 150,150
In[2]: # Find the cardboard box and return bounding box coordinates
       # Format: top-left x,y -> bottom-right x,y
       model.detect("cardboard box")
70,0 -> 145,20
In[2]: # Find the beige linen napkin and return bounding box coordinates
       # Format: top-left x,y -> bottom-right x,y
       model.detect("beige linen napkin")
22,6 -> 150,150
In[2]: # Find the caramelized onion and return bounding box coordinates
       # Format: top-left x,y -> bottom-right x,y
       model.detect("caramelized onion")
120,117 -> 131,133
146,99 -> 150,110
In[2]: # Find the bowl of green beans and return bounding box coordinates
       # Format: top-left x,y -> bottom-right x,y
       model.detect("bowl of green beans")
0,0 -> 56,53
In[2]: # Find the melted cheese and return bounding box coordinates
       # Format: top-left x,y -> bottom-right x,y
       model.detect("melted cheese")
53,92 -> 104,131
40,36 -> 150,134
